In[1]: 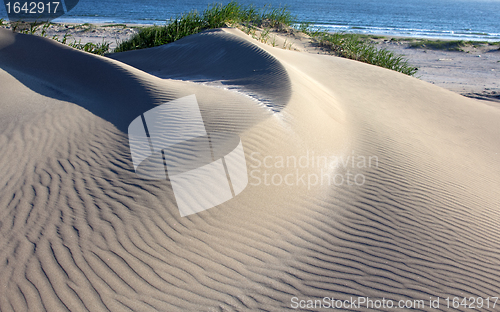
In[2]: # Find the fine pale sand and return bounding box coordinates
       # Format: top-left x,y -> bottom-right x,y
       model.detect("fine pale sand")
1,27 -> 500,311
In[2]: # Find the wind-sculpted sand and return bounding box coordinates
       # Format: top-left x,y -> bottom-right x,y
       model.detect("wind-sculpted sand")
1,27 -> 500,311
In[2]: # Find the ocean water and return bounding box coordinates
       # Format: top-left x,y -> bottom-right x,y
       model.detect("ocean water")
1,0 -> 500,41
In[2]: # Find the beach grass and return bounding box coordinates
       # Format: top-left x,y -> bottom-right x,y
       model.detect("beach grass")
115,2 -> 293,52
300,25 -> 417,76
115,2 -> 416,75
5,21 -> 111,55
1,3 -> 417,75
67,39 -> 111,55
354,34 -> 386,40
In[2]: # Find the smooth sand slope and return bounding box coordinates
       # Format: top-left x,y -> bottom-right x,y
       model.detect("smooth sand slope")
1,27 -> 500,311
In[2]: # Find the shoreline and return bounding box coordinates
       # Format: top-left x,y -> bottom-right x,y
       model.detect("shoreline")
307,26 -> 500,43
1,21 -> 499,103
3,16 -> 499,41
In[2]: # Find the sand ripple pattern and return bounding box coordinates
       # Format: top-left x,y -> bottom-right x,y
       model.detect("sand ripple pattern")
1,28 -> 500,312
109,29 -> 292,112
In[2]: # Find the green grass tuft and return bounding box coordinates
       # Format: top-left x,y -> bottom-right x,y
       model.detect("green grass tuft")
67,39 -> 111,56
11,21 -> 111,56
116,3 -> 416,75
356,34 -> 385,40
115,1 -> 293,52
301,27 -> 417,76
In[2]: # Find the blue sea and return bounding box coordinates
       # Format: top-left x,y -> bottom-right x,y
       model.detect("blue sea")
2,0 -> 500,41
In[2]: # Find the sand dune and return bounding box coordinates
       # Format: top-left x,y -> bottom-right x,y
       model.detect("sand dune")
1,27 -> 500,311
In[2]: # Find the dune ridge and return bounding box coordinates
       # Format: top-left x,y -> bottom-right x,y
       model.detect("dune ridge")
1,27 -> 500,311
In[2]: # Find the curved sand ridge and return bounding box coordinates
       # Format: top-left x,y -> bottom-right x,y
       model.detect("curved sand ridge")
108,29 -> 292,111
1,27 -> 500,311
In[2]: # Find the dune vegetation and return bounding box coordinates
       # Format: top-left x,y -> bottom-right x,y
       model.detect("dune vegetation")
114,2 -> 293,52
1,2 -> 418,75
299,25 -> 418,76
114,2 -> 417,75
3,20 -> 111,55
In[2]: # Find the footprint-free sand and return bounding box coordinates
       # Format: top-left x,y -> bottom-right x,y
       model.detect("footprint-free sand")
1,27 -> 500,311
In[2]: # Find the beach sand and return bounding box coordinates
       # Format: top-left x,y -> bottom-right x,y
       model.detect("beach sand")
377,39 -> 500,105
1,25 -> 500,311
